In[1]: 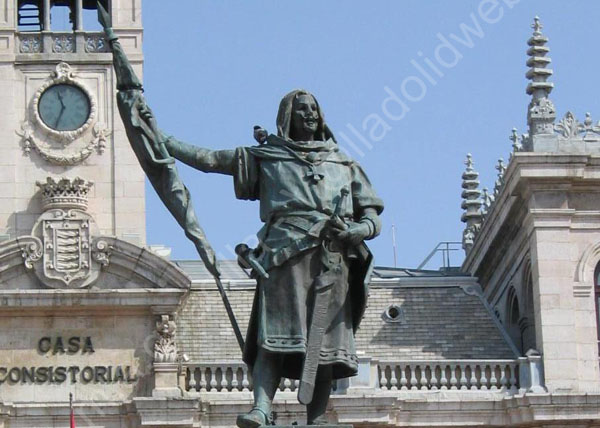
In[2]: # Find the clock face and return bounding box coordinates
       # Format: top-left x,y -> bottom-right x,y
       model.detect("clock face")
38,84 -> 91,131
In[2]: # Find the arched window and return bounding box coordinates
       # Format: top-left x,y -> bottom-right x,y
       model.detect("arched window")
506,286 -> 522,354
18,0 -> 43,31
521,263 -> 537,353
594,262 -> 600,356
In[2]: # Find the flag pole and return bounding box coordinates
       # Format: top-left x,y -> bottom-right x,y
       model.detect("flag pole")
69,392 -> 76,428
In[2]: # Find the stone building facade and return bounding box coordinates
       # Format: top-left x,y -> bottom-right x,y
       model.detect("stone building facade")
0,2 -> 598,427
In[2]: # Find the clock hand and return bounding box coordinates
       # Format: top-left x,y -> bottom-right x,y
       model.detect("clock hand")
55,104 -> 66,128
56,90 -> 65,108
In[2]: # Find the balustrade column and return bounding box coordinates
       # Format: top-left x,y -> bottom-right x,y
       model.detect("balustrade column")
430,365 -> 438,391
199,367 -> 207,392
450,365 -> 458,390
242,367 -> 250,391
439,365 -> 448,390
490,364 -> 498,390
459,364 -> 468,390
480,365 -> 489,390
188,366 -> 197,391
409,365 -> 418,390
400,365 -> 408,390
390,366 -> 398,390
469,365 -> 478,390
379,365 -> 388,389
419,366 -> 428,390
231,366 -> 239,391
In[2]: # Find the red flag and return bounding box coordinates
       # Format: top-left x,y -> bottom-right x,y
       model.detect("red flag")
69,393 -> 76,428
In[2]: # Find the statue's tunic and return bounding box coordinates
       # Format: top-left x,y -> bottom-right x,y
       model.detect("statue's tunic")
233,135 -> 383,380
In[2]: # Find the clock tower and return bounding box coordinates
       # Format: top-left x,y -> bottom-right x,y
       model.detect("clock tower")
1,0 -> 145,245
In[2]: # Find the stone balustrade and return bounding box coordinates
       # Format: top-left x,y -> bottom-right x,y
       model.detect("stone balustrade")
183,355 -> 545,395
185,361 -> 300,393
376,360 -> 518,392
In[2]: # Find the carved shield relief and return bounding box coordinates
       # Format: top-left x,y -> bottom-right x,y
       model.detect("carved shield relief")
43,212 -> 91,286
31,208 -> 101,289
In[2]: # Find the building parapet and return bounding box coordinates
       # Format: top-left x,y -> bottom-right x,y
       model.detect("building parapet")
182,354 -> 547,397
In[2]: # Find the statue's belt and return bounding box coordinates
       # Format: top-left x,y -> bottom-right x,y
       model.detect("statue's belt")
260,214 -> 352,272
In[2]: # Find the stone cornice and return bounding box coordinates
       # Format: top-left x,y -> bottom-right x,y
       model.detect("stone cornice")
0,288 -> 185,312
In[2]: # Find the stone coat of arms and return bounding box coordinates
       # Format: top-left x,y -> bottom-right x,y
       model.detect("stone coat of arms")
24,177 -> 109,289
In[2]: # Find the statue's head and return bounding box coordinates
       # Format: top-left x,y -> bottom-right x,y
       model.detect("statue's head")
276,89 -> 335,142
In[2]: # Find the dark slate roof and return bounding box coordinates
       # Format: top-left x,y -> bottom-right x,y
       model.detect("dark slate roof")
174,260 -> 252,281
175,260 -> 517,362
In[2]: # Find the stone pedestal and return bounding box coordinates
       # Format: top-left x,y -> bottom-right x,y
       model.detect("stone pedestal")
153,363 -> 181,398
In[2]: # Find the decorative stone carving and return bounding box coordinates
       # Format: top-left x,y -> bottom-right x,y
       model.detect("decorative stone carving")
493,158 -> 506,198
17,122 -> 109,165
19,34 -> 42,53
554,111 -> 580,138
481,187 -> 493,216
21,237 -> 43,270
23,177 -> 110,289
52,34 -> 75,53
509,128 -> 522,154
84,35 -> 108,53
553,111 -> 600,139
154,315 -> 177,363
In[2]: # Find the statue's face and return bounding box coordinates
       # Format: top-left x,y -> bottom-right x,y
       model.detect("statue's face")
290,94 -> 319,141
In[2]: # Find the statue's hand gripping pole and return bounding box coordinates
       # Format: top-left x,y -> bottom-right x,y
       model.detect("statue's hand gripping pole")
97,1 -> 245,352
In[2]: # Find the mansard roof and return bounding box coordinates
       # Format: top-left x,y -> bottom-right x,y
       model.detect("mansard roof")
175,260 -> 518,363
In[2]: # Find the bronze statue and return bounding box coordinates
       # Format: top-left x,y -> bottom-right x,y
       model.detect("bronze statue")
98,4 -> 383,426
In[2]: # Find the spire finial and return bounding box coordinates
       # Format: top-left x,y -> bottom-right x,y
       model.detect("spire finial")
532,16 -> 542,35
526,15 -> 556,138
465,153 -> 474,170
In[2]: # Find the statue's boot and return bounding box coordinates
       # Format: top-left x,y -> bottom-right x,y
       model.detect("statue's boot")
237,349 -> 281,428
236,408 -> 270,428
306,378 -> 332,425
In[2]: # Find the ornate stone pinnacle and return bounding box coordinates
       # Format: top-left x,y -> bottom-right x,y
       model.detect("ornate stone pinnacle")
526,16 -> 555,137
36,177 -> 94,211
481,187 -> 494,216
493,158 -> 507,198
495,158 -> 506,175
461,154 -> 483,253
510,128 -> 522,152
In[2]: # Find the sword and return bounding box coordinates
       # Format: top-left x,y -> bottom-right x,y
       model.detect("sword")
297,187 -> 349,405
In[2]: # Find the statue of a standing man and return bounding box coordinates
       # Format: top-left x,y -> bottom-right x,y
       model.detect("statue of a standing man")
164,91 -> 383,427
98,4 -> 383,426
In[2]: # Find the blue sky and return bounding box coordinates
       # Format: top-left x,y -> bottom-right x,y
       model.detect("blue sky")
140,0 -> 600,269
